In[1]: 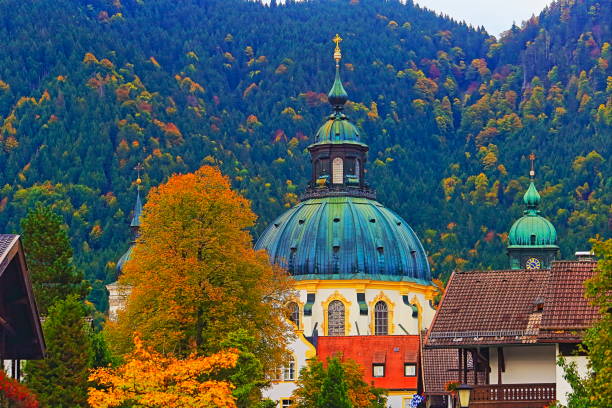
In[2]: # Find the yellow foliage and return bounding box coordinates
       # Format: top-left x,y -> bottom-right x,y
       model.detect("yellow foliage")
83,52 -> 99,65
106,166 -> 292,368
88,335 -> 239,408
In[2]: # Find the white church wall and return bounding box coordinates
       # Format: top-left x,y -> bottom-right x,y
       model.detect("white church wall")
263,330 -> 316,406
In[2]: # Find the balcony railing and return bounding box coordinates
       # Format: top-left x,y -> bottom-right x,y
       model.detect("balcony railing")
300,185 -> 376,200
471,383 -> 556,408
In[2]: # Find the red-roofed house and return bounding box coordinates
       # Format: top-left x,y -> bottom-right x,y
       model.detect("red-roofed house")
317,335 -> 421,408
424,258 -> 599,407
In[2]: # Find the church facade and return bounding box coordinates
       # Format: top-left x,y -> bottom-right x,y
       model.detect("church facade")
254,37 -> 438,408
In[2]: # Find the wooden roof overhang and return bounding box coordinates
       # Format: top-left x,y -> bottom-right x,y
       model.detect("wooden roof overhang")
0,234 -> 45,360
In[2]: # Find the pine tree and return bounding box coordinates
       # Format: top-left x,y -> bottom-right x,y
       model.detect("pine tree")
23,295 -> 92,408
317,357 -> 352,408
20,203 -> 89,315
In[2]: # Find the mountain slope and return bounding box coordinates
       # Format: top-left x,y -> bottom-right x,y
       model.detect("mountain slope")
0,0 -> 609,309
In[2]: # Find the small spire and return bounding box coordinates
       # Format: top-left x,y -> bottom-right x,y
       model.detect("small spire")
131,163 -> 144,229
328,33 -> 348,110
523,153 -> 541,212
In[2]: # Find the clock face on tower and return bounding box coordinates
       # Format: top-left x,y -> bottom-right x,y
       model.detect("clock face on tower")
525,257 -> 542,270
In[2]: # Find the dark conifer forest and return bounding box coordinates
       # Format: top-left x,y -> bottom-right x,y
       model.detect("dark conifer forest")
0,0 -> 609,309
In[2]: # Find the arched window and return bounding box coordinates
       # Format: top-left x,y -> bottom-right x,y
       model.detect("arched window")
332,157 -> 343,184
282,355 -> 296,381
328,300 -> 345,335
287,301 -> 300,328
374,301 -> 388,335
355,159 -> 360,180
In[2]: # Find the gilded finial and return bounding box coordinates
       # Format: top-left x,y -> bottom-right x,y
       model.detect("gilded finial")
333,34 -> 342,64
134,162 -> 144,188
529,152 -> 536,179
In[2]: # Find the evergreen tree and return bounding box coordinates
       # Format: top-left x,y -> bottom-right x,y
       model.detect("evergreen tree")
318,357 -> 352,408
293,357 -> 386,408
20,203 -> 89,315
23,295 -> 93,408
219,329 -> 270,408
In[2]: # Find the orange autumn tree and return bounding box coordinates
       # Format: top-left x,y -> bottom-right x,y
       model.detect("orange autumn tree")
106,165 -> 292,366
88,335 -> 239,408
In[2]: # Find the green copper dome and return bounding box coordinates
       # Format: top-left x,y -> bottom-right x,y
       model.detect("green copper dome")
508,182 -> 557,247
255,196 -> 431,282
313,112 -> 364,145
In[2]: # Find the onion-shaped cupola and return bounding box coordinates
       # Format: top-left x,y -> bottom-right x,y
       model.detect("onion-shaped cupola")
255,35 -> 431,283
507,153 -> 559,270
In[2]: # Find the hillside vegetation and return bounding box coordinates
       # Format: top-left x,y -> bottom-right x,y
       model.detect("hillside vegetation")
0,0 -> 609,309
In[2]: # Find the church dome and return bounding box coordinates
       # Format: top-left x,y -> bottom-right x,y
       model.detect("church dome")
508,181 -> 557,247
313,112 -> 363,145
508,214 -> 557,246
255,196 -> 431,282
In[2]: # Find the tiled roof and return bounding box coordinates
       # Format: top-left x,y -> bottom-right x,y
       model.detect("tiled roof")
422,348 -> 485,395
317,335 -> 420,391
426,269 -> 550,347
539,260 -> 598,342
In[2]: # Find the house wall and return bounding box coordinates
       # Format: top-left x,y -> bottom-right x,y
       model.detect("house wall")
488,345 -> 556,384
555,344 -> 590,406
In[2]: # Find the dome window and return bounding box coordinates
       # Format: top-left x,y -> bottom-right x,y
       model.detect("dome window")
374,301 -> 388,335
332,157 -> 344,184
333,217 -> 340,223
298,219 -> 305,225
530,234 -> 536,245
328,300 -> 345,336
369,218 -> 376,223
287,301 -> 300,328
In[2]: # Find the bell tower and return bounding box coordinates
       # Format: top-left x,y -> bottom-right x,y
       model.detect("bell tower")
507,154 -> 559,269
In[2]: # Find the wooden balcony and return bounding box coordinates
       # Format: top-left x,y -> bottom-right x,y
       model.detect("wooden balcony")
470,383 -> 556,408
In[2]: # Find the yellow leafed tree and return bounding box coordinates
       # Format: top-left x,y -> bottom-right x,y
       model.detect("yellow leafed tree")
106,165 -> 292,368
88,336 -> 239,408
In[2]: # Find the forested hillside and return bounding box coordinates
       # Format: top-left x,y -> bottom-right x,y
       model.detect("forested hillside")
0,0 -> 609,309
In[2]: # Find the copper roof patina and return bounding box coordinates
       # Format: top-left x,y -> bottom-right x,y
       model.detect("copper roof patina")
255,196 -> 431,282
508,181 -> 558,248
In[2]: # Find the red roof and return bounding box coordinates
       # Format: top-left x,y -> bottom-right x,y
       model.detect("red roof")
425,260 -> 599,348
426,269 -> 549,347
317,335 -> 420,390
539,260 -> 599,342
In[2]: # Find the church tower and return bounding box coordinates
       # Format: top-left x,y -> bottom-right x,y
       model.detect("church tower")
507,154 -> 559,269
106,164 -> 143,321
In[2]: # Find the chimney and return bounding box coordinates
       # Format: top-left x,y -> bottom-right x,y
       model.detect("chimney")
575,251 -> 594,261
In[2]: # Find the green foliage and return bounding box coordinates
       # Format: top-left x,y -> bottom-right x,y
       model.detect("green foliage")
0,0 -> 609,297
219,329 -> 270,408
292,357 -> 386,408
318,357 -> 352,408
23,295 -> 93,408
20,203 -> 89,315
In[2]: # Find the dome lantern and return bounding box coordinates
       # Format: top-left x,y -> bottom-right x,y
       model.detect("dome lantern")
255,36 -> 431,283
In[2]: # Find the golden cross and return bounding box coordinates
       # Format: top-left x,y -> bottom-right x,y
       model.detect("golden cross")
134,162 -> 144,186
333,34 -> 343,51
529,153 -> 536,178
